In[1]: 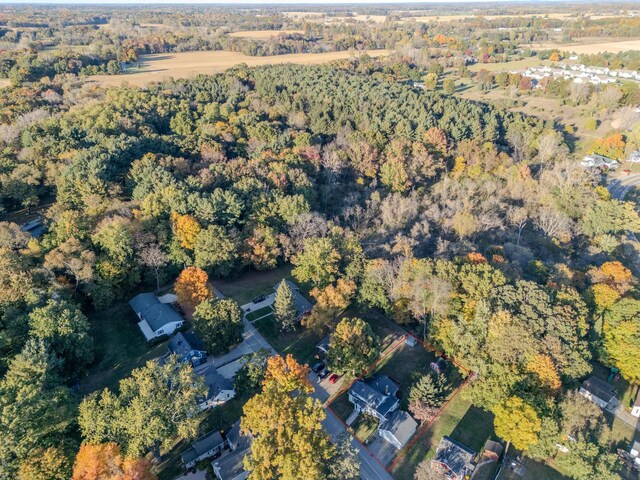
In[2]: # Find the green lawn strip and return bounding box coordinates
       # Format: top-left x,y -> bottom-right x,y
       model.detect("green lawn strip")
80,301 -> 166,395
353,414 -> 379,444
498,457 -> 570,480
210,265 -> 293,305
245,306 -> 273,321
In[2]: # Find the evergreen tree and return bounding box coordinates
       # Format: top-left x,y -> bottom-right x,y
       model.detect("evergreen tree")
273,279 -> 297,332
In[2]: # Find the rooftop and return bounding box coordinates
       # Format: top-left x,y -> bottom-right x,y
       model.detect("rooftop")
168,331 -> 206,357
350,374 -> 400,417
181,430 -> 224,465
380,410 -> 417,447
581,376 -> 617,404
199,364 -> 234,401
432,436 -> 476,479
129,292 -> 183,332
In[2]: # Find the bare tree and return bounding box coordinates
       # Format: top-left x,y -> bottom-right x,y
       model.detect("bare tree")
597,86 -> 623,113
44,237 -> 95,296
138,244 -> 168,292
409,275 -> 452,340
535,206 -> 572,241
537,133 -> 567,163
569,81 -> 591,105
507,206 -> 528,245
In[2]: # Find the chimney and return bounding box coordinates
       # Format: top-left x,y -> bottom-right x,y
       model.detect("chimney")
385,385 -> 389,395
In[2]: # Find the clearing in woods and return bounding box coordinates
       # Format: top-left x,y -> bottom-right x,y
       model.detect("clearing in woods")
88,49 -> 389,87
228,29 -> 305,39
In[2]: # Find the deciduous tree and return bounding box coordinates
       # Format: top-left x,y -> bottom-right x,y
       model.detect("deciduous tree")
326,318 -> 379,377
174,266 -> 212,308
492,396 -> 541,451
72,443 -> 156,480
193,298 -> 243,355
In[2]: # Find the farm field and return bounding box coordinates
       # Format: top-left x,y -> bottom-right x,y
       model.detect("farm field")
88,49 -> 390,86
531,39 -> 640,54
228,29 -> 305,39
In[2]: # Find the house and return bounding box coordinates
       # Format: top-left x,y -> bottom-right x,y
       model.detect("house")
431,436 -> 476,480
272,280 -> 312,320
129,292 -> 184,341
20,218 -> 46,238
579,376 -> 620,410
166,332 -> 207,367
182,430 -> 226,469
431,357 -> 447,374
632,391 -> 640,418
378,410 -> 418,449
348,374 -> 400,421
213,422 -> 252,480
628,150 -> 640,163
581,154 -> 619,171
198,364 -> 236,410
482,439 -> 503,462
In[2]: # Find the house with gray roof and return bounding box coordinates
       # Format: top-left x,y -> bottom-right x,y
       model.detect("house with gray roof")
198,364 -> 236,410
166,332 -> 207,367
348,374 -> 400,421
431,436 -> 476,480
213,421 -> 252,480
182,430 -> 226,469
579,376 -> 619,410
273,280 -> 312,320
378,410 -> 417,449
129,292 -> 184,341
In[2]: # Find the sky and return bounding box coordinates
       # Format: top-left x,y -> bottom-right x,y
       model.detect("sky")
0,0 -> 563,3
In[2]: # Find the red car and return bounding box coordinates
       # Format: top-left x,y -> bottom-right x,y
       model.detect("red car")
328,374 -> 340,384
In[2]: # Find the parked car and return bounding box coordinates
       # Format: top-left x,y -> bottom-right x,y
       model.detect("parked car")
318,365 -> 330,379
312,362 -> 325,373
252,295 -> 266,303
328,373 -> 340,384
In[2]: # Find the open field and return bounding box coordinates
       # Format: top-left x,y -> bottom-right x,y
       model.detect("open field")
228,29 -> 305,39
468,57 -> 548,73
88,49 -> 389,87
531,39 -> 640,54
406,13 -> 576,23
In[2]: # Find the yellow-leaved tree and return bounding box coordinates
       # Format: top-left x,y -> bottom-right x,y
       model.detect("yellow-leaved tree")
493,396 -> 542,451
171,212 -> 201,250
241,355 -> 334,480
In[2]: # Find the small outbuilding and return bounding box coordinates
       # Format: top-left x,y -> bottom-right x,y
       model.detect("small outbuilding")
482,439 -> 503,462
431,357 -> 447,374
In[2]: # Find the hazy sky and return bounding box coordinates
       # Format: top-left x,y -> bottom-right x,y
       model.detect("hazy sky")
0,0 -> 536,3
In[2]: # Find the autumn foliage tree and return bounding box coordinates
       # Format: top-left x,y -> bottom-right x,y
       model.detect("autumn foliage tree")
171,212 -> 201,250
241,355 -> 334,480
493,396 -> 541,451
526,354 -> 561,393
72,443 -> 156,480
592,133 -> 626,160
326,317 -> 379,377
174,267 -> 212,308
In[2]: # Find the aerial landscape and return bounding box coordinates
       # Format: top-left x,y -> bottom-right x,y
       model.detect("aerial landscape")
3,1 -> 640,479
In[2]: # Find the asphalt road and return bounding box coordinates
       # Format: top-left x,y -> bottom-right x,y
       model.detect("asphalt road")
608,173 -> 640,200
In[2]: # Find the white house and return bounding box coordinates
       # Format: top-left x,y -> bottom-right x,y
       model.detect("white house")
348,374 -> 400,421
129,292 -> 184,341
213,422 -> 252,480
198,364 -> 236,410
182,430 -> 226,469
579,377 -> 620,410
378,410 -> 418,449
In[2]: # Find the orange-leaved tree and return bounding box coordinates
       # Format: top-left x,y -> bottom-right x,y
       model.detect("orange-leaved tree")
174,267 -> 212,308
170,212 -> 201,250
72,443 -> 156,480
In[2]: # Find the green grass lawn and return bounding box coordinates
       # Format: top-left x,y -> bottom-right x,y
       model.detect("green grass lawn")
347,307 -> 406,352
79,301 -> 166,394
253,315 -> 322,365
210,265 -> 293,305
330,391 -> 354,423
390,394 -> 495,479
245,305 -> 273,321
353,414 -> 379,444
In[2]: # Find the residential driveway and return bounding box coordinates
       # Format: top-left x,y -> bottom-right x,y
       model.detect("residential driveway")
217,357 -> 247,380
607,403 -> 640,431
175,469 -> 208,480
242,319 -> 276,355
240,294 -> 275,316
368,435 -> 398,467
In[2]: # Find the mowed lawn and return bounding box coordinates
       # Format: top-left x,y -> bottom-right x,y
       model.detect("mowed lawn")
79,301 -> 166,394
211,265 -> 293,306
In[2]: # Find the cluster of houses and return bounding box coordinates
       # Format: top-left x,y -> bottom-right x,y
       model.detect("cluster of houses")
181,421 -> 252,480
517,63 -> 640,87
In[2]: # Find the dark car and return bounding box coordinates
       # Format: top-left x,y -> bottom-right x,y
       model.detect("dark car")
312,362 -> 325,373
318,365 -> 330,379
252,295 -> 266,303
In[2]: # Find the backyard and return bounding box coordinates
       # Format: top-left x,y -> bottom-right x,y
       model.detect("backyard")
210,265 -> 293,305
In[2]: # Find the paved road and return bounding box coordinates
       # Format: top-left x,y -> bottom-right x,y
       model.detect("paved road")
608,173 -> 640,200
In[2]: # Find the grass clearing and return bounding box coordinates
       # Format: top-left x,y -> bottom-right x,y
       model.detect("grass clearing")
253,315 -> 321,365
530,39 -> 640,54
88,49 -> 390,87
245,306 -> 273,321
352,414 -> 379,443
329,391 -> 354,423
228,29 -> 305,39
468,57 -> 547,73
212,265 -> 292,305
80,301 -> 165,395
